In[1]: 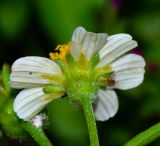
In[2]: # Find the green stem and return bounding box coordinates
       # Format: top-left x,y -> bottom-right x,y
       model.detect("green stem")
2,64 -> 11,96
81,97 -> 99,146
21,121 -> 53,146
124,122 -> 160,146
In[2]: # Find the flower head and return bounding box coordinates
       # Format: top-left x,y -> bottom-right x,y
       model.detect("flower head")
10,27 -> 145,121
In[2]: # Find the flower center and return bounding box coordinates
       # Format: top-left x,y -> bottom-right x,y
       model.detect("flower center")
49,42 -> 70,61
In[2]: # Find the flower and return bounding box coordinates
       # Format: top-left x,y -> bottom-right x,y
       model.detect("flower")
10,27 -> 145,121
31,113 -> 48,128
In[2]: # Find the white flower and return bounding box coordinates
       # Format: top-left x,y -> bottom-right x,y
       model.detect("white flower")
10,27 -> 145,121
31,113 -> 47,128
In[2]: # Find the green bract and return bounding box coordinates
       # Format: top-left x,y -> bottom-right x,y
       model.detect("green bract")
55,53 -> 103,103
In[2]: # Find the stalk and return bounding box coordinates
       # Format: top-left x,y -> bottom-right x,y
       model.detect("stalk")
81,96 -> 99,146
21,122 -> 53,146
124,122 -> 160,146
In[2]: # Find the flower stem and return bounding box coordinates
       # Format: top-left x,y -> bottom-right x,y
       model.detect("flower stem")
21,121 -> 53,146
81,97 -> 99,146
2,64 -> 11,96
124,122 -> 160,146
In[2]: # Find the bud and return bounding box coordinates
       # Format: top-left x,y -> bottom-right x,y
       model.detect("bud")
0,99 -> 28,139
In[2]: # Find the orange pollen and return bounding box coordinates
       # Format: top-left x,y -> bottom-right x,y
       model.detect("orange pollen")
49,42 -> 70,61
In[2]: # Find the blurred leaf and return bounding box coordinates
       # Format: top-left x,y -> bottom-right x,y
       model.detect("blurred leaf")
145,43 -> 160,62
36,0 -> 105,42
0,1 -> 28,40
47,98 -> 89,146
0,130 -> 3,138
109,128 -> 131,145
132,13 -> 160,43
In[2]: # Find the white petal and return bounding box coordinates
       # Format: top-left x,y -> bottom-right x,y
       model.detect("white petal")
14,87 -> 64,121
94,89 -> 118,121
70,27 -> 108,60
97,34 -> 137,67
111,54 -> 146,90
10,56 -> 63,89
112,54 -> 146,71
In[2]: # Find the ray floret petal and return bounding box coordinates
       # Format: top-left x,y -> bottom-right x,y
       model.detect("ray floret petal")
10,56 -> 64,88
14,87 -> 64,121
10,56 -> 65,121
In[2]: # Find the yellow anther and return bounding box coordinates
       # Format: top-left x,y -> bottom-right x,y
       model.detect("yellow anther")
49,42 -> 70,61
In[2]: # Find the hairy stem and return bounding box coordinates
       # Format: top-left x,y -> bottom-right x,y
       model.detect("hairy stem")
21,122 -> 53,146
81,97 -> 99,146
124,122 -> 160,146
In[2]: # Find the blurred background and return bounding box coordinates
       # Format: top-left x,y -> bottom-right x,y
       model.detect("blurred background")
0,0 -> 160,146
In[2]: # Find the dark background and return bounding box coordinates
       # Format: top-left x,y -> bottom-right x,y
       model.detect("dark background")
0,0 -> 160,145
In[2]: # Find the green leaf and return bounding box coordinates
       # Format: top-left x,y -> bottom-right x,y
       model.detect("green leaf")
124,122 -> 160,146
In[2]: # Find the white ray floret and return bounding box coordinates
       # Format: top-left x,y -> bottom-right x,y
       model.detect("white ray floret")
10,56 -> 63,89
14,87 -> 64,121
94,89 -> 118,121
70,27 -> 108,60
97,34 -> 137,67
110,54 -> 146,90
